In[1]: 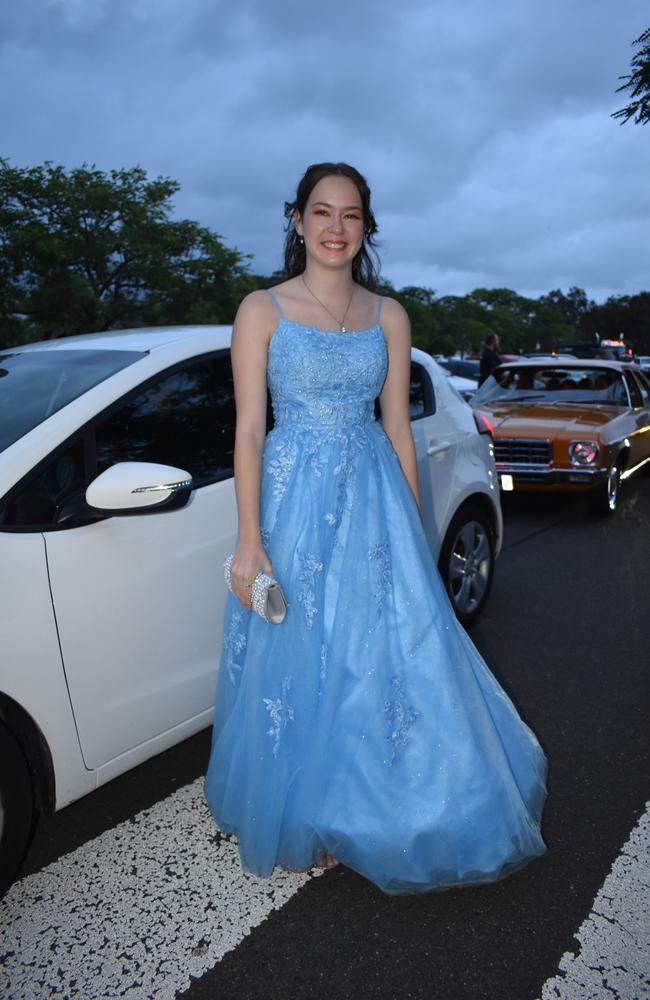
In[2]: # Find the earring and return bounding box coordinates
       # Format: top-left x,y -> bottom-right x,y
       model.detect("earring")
299,237 -> 304,244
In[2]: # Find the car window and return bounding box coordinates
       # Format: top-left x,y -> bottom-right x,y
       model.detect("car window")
473,365 -> 626,405
94,352 -> 235,488
623,371 -> 643,407
409,362 -> 436,419
0,437 -> 86,529
633,371 -> 650,405
0,349 -> 146,453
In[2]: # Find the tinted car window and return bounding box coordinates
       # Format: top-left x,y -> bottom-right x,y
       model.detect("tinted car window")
633,371 -> 650,405
623,371 -> 642,407
0,349 -> 146,453
0,437 -> 86,528
440,359 -> 480,381
94,352 -> 235,488
409,362 -> 436,419
473,366 -> 625,404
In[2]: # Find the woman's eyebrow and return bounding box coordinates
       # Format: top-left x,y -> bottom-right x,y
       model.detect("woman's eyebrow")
311,201 -> 362,210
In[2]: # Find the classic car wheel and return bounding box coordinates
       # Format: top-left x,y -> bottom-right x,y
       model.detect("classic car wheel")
588,461 -> 621,516
0,723 -> 34,894
439,504 -> 495,626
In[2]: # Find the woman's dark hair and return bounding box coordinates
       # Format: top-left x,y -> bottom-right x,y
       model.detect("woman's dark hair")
283,162 -> 380,290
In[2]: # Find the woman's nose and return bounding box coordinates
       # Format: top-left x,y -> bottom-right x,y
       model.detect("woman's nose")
328,214 -> 344,232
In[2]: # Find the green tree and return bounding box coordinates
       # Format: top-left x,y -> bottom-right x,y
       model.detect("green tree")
0,160 -> 254,347
537,287 -> 593,328
612,28 -> 650,125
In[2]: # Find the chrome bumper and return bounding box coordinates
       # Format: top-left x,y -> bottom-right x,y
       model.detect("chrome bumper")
496,463 -> 607,485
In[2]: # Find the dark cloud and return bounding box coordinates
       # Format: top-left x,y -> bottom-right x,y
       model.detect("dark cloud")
1,0 -> 648,299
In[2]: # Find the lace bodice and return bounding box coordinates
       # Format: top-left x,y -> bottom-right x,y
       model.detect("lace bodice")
267,319 -> 388,428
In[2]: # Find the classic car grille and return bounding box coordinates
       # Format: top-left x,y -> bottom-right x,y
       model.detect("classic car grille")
494,438 -> 552,467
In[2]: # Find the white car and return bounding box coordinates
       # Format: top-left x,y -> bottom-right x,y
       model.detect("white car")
0,326 -> 502,889
439,368 -> 479,402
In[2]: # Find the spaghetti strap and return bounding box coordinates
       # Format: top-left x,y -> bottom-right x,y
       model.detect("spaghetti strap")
375,295 -> 383,325
267,288 -> 285,320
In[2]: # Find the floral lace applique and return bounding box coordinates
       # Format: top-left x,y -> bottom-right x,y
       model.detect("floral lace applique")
305,439 -> 326,478
369,538 -> 392,620
384,676 -> 419,764
296,550 -> 324,628
267,436 -> 296,502
263,675 -> 295,758
324,512 -> 337,526
223,609 -> 247,686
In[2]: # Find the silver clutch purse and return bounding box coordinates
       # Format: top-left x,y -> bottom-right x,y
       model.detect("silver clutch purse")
223,554 -> 288,624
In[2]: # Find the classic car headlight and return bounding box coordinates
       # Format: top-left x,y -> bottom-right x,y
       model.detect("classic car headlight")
569,440 -> 599,466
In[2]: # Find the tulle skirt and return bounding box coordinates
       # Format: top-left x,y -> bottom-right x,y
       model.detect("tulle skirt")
205,419 -> 547,895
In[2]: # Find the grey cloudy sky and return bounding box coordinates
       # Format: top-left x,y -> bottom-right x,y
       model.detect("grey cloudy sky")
1,0 -> 648,301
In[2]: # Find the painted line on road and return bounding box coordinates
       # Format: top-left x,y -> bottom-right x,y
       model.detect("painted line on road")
0,778 -> 320,1000
539,801 -> 650,1000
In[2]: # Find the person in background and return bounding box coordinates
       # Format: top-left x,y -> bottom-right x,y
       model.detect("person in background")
479,333 -> 501,385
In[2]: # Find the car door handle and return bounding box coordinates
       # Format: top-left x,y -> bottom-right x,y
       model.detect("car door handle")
427,440 -> 451,456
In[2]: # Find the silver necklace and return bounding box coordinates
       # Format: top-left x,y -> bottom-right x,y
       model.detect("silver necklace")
301,274 -> 356,332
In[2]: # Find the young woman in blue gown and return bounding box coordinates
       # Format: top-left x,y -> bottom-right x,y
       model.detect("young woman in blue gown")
204,162 -> 547,895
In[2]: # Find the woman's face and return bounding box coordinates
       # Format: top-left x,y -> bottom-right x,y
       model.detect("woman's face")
295,175 -> 365,270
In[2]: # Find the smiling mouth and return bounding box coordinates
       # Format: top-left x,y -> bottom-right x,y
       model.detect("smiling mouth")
322,241 -> 346,250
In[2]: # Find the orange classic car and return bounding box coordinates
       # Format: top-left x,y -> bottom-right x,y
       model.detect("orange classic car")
471,358 -> 650,514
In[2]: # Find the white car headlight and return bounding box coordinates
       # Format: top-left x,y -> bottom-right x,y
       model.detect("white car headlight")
569,440 -> 599,466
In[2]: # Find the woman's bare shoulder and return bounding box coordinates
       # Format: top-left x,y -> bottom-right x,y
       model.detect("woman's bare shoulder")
378,295 -> 411,339
234,289 -> 278,342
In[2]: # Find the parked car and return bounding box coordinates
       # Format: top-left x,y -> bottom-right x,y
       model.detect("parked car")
438,358 -> 480,382
472,358 -> 650,514
436,364 -> 478,402
0,325 -> 502,890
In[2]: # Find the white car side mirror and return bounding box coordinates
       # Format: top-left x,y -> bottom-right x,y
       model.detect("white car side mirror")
86,462 -> 193,512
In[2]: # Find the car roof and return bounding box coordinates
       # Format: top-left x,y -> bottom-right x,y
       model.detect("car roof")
495,358 -> 636,372
7,325 -> 233,353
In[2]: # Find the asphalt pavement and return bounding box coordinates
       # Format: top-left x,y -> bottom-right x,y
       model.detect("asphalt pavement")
3,480 -> 650,1000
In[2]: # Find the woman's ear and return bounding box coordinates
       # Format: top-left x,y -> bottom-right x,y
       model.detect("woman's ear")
293,212 -> 303,238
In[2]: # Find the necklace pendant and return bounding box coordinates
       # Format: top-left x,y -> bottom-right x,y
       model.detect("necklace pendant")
340,324 -> 346,333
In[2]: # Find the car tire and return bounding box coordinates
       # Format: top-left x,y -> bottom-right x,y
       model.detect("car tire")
587,461 -> 621,516
0,722 -> 34,894
438,503 -> 495,626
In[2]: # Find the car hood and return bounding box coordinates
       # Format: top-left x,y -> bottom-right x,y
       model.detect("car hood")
475,401 -> 621,436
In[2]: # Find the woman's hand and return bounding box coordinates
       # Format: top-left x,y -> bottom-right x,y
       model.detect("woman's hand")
230,542 -> 273,610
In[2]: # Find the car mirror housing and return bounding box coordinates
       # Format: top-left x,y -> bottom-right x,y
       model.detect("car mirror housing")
85,462 -> 193,515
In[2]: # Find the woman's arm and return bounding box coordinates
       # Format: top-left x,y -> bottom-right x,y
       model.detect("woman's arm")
378,298 -> 421,512
228,291 -> 276,607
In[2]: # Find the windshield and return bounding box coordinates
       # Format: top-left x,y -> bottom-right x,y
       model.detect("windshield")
0,348 -> 146,452
473,365 -> 628,406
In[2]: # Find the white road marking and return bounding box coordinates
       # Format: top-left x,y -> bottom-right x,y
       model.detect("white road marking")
540,801 -> 650,1000
0,778 -> 320,1000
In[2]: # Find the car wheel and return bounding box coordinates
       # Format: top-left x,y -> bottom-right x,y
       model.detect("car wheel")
588,461 -> 621,516
0,723 -> 34,894
438,504 -> 495,626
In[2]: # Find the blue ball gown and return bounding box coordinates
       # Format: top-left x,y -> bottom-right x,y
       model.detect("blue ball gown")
204,292 -> 547,895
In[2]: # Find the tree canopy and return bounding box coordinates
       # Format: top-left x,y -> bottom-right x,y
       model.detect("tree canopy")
612,27 -> 650,125
0,160 -> 254,346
